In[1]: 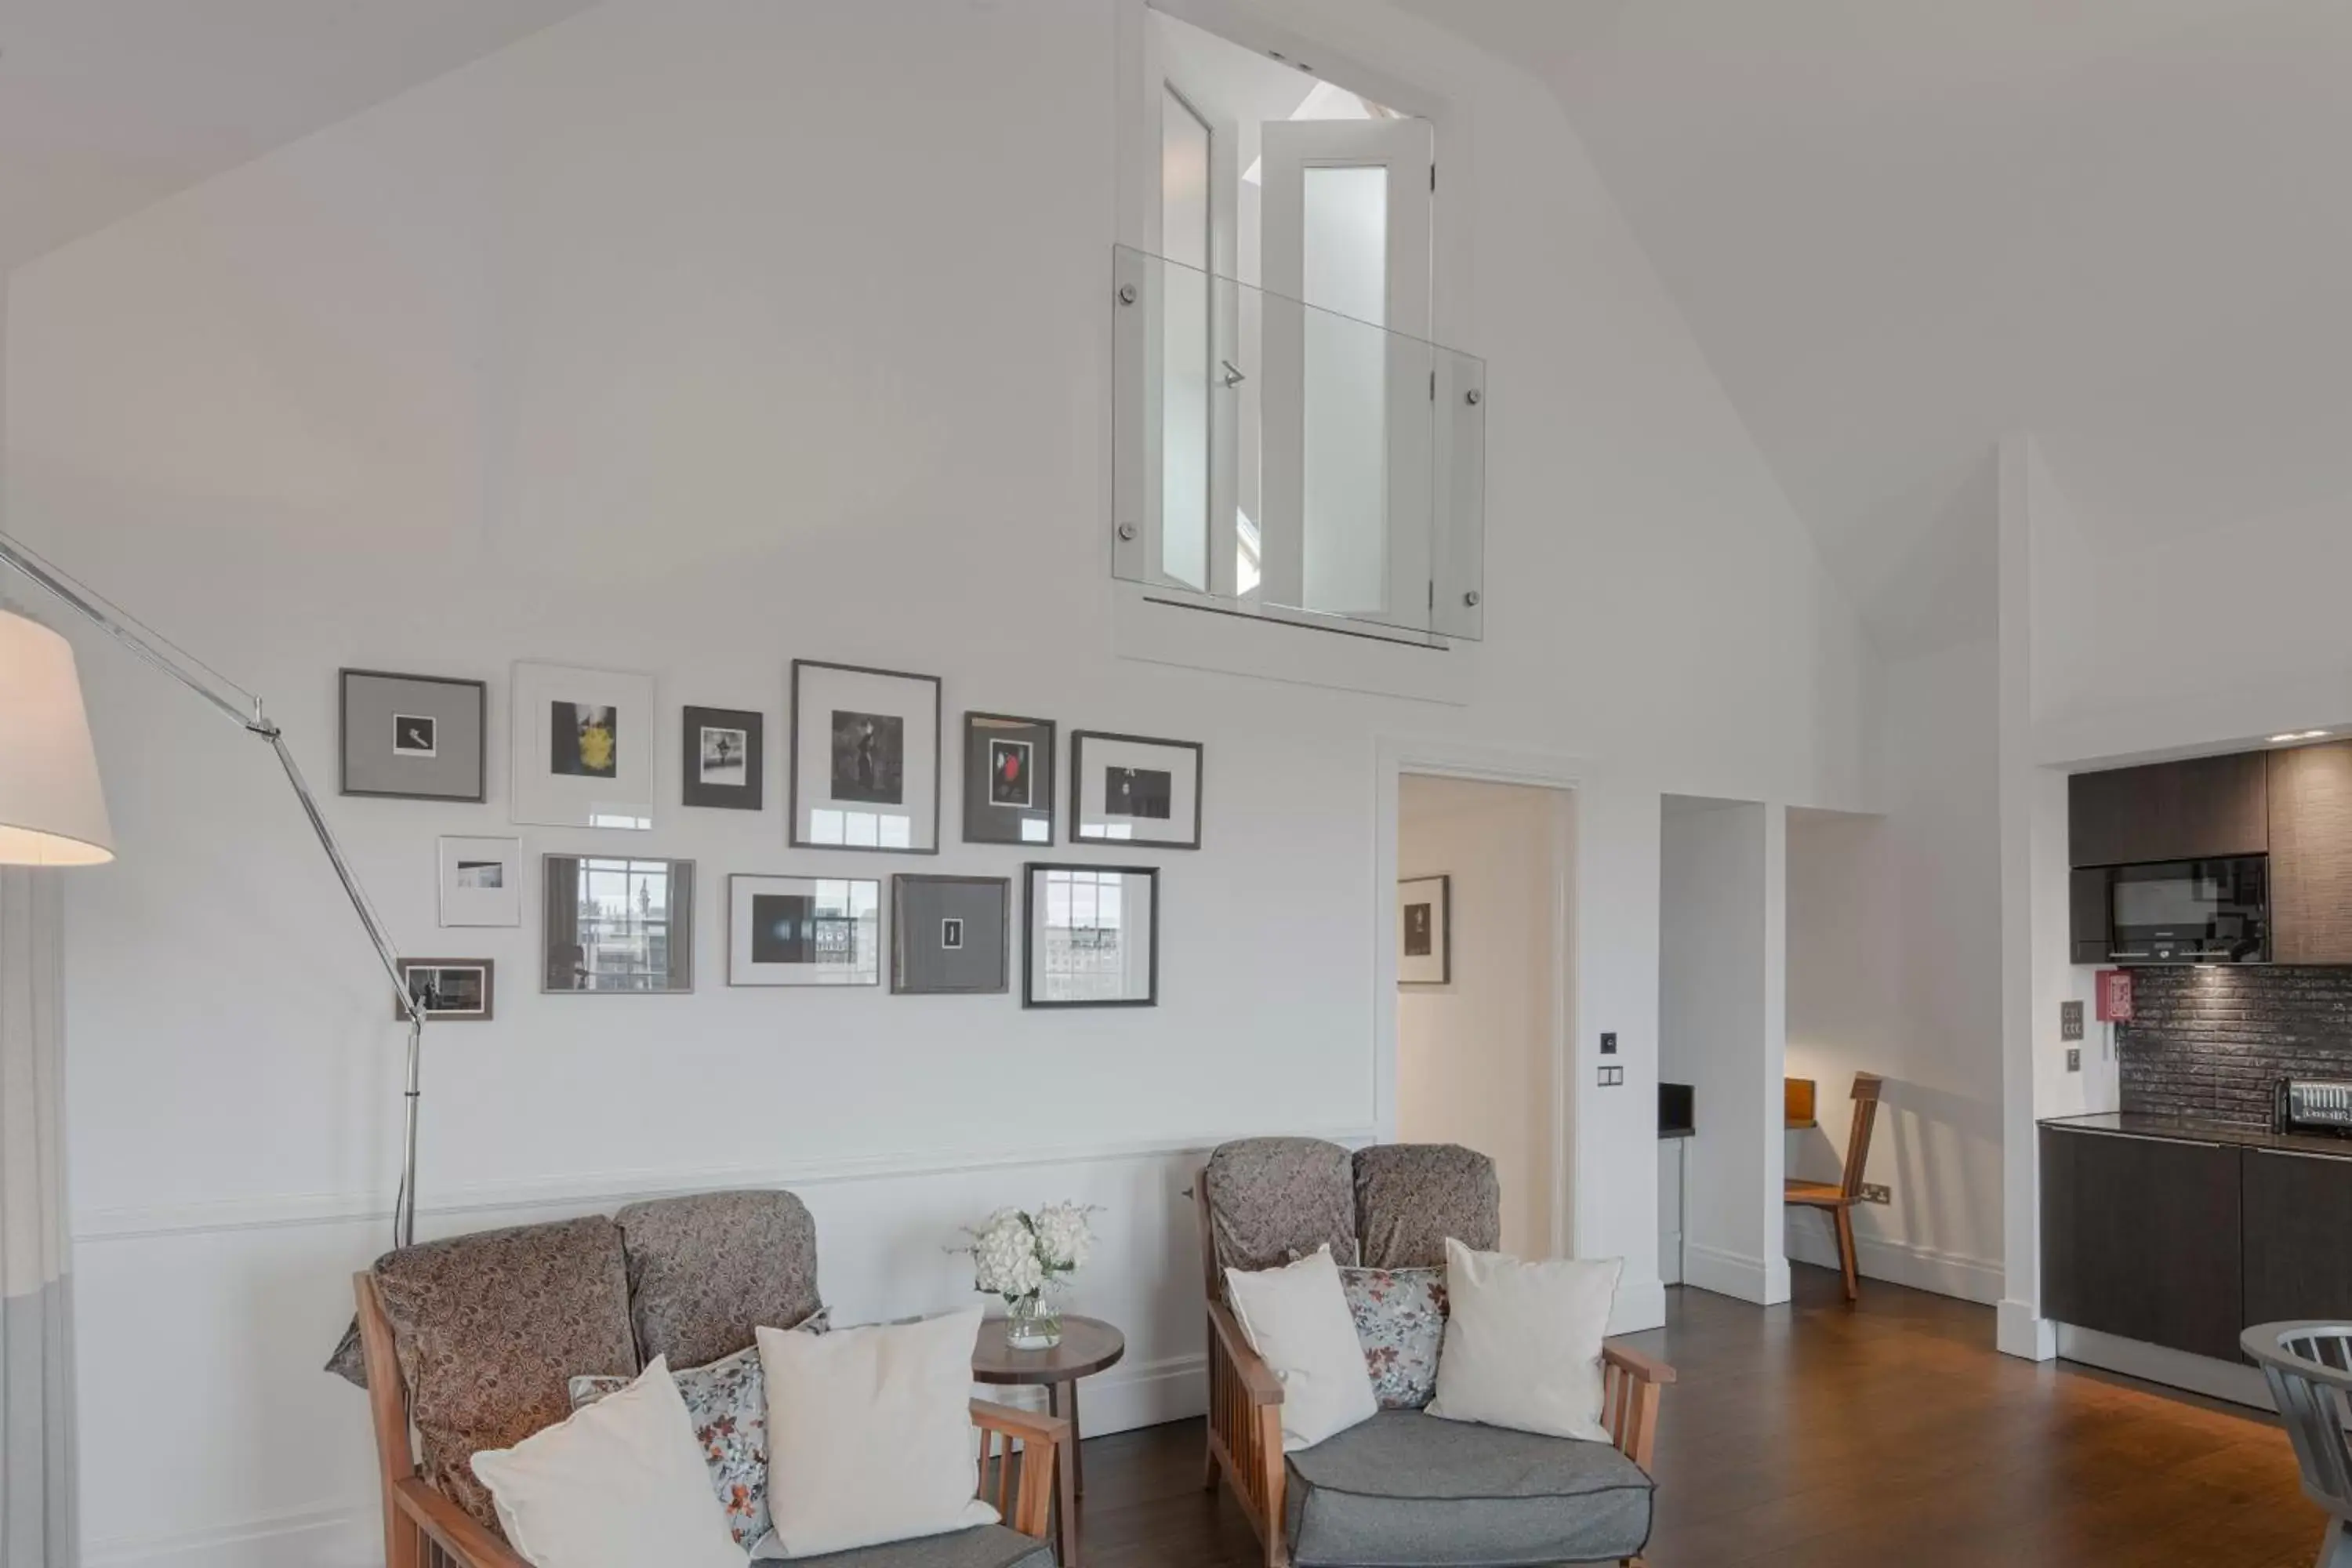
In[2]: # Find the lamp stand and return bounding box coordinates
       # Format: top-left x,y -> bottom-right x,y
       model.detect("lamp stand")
0,530 -> 427,1250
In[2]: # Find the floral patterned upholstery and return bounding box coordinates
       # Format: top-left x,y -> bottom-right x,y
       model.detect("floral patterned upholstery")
615,1189 -> 822,1369
1204,1138 -> 1359,1283
1342,1265 -> 1449,1409
1352,1143 -> 1500,1269
370,1216 -> 638,1534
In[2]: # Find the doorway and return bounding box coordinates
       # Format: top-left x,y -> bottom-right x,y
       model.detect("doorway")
1394,773 -> 1573,1258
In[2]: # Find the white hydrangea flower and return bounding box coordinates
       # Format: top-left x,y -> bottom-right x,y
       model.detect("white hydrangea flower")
1033,1203 -> 1094,1272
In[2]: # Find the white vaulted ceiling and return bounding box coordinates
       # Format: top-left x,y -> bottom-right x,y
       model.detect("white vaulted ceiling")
0,0 -> 594,271
1392,0 -> 2352,655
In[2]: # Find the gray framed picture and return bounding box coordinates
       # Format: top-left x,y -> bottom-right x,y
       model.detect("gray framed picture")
729,873 -> 881,986
542,855 -> 695,993
1023,862 -> 1159,1008
1070,731 -> 1202,849
963,712 -> 1055,846
1398,875 -> 1451,985
682,706 -> 764,811
339,670 -> 486,801
789,661 -> 942,853
892,875 -> 1011,994
395,959 -> 494,1022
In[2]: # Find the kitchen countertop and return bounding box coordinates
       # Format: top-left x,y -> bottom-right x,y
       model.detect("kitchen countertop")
2040,1109 -> 2352,1160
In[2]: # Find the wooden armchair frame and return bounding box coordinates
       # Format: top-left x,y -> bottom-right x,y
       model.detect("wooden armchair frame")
1194,1174 -> 1676,1568
354,1272 -> 1067,1568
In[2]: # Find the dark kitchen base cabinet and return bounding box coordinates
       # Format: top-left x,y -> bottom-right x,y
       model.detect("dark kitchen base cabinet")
2040,1126 -> 2244,1362
2242,1145 -> 2352,1327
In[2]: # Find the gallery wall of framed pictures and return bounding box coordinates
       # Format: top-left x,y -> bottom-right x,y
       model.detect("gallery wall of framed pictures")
339,653 -> 1204,1015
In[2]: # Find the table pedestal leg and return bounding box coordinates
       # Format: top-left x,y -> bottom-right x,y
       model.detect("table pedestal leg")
1047,1381 -> 1082,1566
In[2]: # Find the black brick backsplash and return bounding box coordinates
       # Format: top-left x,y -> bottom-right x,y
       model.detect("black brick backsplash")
2118,967 -> 2352,1131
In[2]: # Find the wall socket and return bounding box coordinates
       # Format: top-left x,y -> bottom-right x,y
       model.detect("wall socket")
2066,1046 -> 2082,1073
2060,1000 -> 2085,1041
1858,1182 -> 1892,1206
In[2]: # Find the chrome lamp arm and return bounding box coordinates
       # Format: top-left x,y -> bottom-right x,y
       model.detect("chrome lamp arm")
0,530 -> 428,1248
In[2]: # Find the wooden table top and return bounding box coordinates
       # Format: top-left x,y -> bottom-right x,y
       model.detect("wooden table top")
971,1315 -> 1126,1385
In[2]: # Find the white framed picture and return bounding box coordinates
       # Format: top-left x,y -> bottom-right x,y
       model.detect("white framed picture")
789,661 -> 941,853
510,661 -> 656,830
437,836 -> 523,927
1069,731 -> 1202,848
729,874 -> 882,986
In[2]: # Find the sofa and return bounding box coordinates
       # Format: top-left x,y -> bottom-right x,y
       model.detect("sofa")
343,1189 -> 1065,1568
1197,1138 -> 1675,1567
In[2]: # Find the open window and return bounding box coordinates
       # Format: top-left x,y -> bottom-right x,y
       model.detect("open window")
1113,5 -> 1483,644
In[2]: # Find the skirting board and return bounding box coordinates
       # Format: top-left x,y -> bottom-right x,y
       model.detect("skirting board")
1682,1243 -> 1790,1306
1783,1218 -> 2004,1306
2053,1324 -> 2274,1412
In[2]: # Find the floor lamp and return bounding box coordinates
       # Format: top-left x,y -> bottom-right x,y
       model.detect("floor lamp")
0,531 -> 428,1249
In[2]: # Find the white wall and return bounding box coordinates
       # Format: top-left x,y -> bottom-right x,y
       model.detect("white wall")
1396,773 -> 1562,1258
1658,796 -> 1786,1305
3,2 -> 1877,1561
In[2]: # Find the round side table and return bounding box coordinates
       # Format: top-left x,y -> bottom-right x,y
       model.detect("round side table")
972,1315 -> 1124,1568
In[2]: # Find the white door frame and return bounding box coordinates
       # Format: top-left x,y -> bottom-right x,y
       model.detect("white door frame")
1376,737 -> 1583,1260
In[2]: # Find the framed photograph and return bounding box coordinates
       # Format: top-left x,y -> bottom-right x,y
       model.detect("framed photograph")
1069,731 -> 1202,848
963,712 -> 1055,846
395,959 -> 494,1022
682,705 -> 764,811
1023,862 -> 1159,1008
437,836 -> 523,927
542,855 -> 694,993
339,670 -> 486,801
789,661 -> 941,853
892,875 -> 1011,994
1398,875 -> 1451,985
511,662 -> 655,830
730,873 -> 881,987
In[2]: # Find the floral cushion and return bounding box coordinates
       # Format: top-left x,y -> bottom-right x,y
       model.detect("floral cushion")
568,1307 -> 828,1548
1341,1265 -> 1447,1410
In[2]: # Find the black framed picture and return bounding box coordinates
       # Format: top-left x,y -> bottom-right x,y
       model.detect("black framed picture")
893,874 -> 1011,994
339,670 -> 487,801
682,706 -> 764,811
1398,875 -> 1451,985
962,712 -> 1056,846
1023,862 -> 1159,1007
789,661 -> 942,853
1070,731 -> 1202,849
395,959 -> 494,1022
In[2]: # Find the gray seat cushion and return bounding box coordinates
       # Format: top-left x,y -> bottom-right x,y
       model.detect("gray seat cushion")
1284,1410 -> 1653,1566
616,1189 -> 821,1367
755,1524 -> 1052,1568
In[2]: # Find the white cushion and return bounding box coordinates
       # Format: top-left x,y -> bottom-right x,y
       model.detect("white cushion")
757,1307 -> 998,1557
469,1356 -> 746,1568
1224,1245 -> 1378,1452
1428,1239 -> 1622,1442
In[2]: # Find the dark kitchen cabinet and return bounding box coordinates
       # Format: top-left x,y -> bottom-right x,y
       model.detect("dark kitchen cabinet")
2041,1126 -> 2243,1360
2068,752 -> 2269,869
2269,741 -> 2352,964
2242,1145 -> 2352,1327
2070,867 -> 2112,964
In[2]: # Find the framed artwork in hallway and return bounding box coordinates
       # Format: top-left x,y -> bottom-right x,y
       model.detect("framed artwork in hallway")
1398,874 -> 1450,985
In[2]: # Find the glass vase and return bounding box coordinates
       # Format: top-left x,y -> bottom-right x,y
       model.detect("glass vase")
1006,1293 -> 1063,1350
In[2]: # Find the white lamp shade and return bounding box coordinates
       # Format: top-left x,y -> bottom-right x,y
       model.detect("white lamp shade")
0,608 -> 114,866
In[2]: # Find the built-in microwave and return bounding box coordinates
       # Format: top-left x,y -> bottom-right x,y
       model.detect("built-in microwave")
2070,855 -> 2270,964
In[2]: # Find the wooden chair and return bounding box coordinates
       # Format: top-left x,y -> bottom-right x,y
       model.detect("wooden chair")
1784,1071 -> 1885,1302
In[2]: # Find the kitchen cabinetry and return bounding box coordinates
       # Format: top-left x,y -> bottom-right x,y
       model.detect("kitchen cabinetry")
2039,1124 -> 2243,1360
2242,1143 -> 2352,1327
2269,740 -> 2352,964
2067,752 -> 2269,869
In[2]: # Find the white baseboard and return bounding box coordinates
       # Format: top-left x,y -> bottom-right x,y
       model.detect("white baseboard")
1998,1298 -> 2056,1361
1682,1243 -> 1777,1305
1784,1218 -> 2004,1305
2055,1324 -> 2272,1410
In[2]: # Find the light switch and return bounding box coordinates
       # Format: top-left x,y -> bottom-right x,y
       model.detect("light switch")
2065,1046 -> 2082,1073
1600,1032 -> 1618,1055
1598,1065 -> 1624,1087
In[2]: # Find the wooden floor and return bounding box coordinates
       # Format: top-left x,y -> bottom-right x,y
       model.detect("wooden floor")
1072,1265 -> 2326,1567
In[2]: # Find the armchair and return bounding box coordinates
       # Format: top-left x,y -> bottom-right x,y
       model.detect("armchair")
349,1191 -> 1065,1568
1197,1140 -> 1675,1568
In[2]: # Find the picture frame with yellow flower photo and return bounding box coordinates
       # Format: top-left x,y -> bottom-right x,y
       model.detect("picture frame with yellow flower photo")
510,660 -> 657,831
